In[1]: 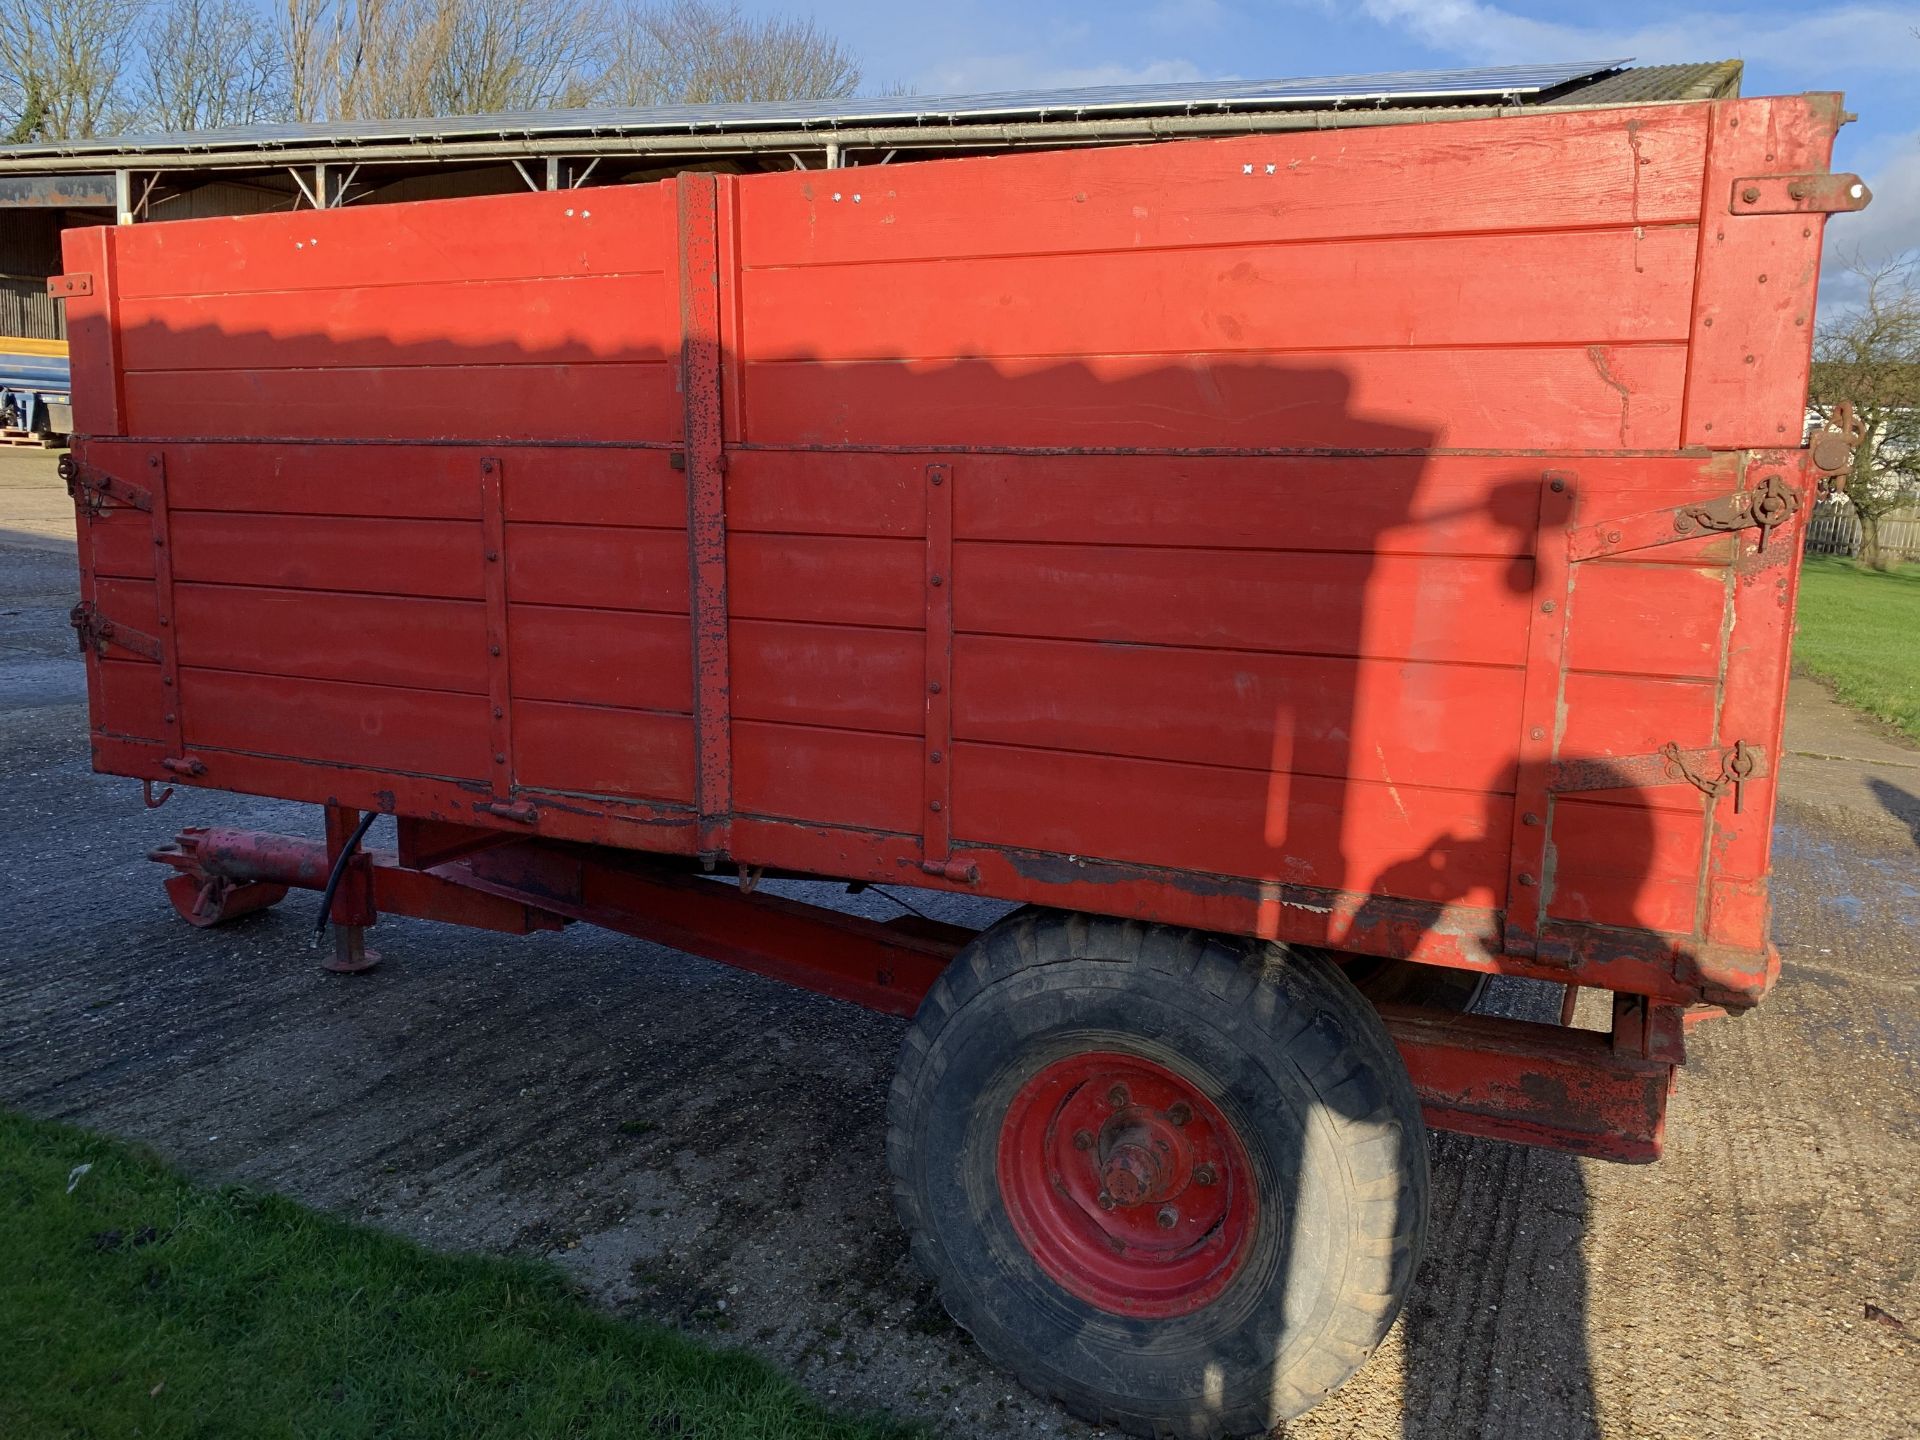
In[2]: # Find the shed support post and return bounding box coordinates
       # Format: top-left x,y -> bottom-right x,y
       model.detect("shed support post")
546,156 -> 561,189
113,170 -> 133,225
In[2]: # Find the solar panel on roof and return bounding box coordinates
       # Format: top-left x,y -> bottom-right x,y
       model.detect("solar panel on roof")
0,59 -> 1631,157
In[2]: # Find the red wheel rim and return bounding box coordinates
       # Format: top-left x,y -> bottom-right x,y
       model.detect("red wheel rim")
996,1051 -> 1259,1318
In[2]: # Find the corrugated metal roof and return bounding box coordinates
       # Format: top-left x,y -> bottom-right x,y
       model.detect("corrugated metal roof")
0,59 -> 1633,159
1551,59 -> 1742,104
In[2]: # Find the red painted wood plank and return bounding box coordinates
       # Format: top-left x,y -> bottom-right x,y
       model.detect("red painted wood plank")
86,508 -> 159,578
512,700 -> 695,802
58,226 -> 124,436
119,275 -> 674,372
170,514 -> 483,599
1557,672 -> 1720,774
505,525 -> 689,612
727,450 -> 928,537
111,186 -> 667,298
733,720 -> 923,834
1566,561 -> 1728,679
742,228 -> 1698,362
173,584 -> 487,693
951,743 -> 1512,906
740,346 -> 1688,452
93,576 -> 159,633
1682,95 -> 1843,448
729,534 -> 921,627
183,669 -> 490,777
1548,798 -> 1705,934
732,620 -> 922,734
96,656 -> 165,739
953,636 -> 1525,790
122,363 -> 677,444
509,607 -> 692,713
93,441 -> 486,520
956,453 -> 1655,556
737,105 -> 1709,267
955,544 -> 1535,665
502,450 -> 686,528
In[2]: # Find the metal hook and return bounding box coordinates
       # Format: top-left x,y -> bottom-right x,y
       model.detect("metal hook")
142,779 -> 174,809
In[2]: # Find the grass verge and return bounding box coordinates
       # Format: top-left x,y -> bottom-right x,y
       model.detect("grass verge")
1795,555 -> 1920,743
0,1109 -> 915,1440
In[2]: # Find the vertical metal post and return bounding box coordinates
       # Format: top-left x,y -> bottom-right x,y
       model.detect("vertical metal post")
678,173 -> 731,862
113,170 -> 134,225
1503,469 -> 1576,958
922,463 -> 956,873
825,141 -> 841,169
546,156 -> 561,190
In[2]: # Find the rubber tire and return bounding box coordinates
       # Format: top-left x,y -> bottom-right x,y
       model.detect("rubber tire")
887,908 -> 1429,1438
1340,955 -> 1489,1013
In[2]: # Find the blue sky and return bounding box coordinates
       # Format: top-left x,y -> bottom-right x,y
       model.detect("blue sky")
744,0 -> 1919,301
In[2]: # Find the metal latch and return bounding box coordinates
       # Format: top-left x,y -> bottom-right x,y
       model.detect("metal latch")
46,273 -> 94,298
70,601 -> 163,661
1729,174 -> 1871,215
59,455 -> 154,518
1571,474 -> 1803,561
1673,472 -> 1801,553
1549,740 -> 1766,814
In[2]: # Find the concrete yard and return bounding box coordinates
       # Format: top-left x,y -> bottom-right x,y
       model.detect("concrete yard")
2,447 -> 1915,1438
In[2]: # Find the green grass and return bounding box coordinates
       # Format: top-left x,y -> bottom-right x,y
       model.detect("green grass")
1795,555 -> 1920,742
0,1110 -> 916,1440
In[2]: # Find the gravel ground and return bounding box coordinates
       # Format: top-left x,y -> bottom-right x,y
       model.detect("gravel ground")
2,449 -> 1915,1439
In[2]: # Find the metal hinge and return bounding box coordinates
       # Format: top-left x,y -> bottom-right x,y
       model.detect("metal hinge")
69,601 -> 163,661
46,273 -> 94,298
1729,173 -> 1871,215
59,454 -> 154,519
1809,401 -> 1865,491
1549,740 -> 1765,813
1570,473 -> 1802,561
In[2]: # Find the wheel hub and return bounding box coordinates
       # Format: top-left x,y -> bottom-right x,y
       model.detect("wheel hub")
996,1051 -> 1259,1317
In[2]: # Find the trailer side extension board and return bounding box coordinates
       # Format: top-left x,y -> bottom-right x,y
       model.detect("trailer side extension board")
152,822 -> 1679,1161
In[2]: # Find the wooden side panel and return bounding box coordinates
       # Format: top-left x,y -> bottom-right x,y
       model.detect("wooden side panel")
102,184 -> 678,445
1682,95 -> 1844,447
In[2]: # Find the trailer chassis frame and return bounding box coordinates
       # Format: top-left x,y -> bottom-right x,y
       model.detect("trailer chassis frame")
152,807 -> 1683,1163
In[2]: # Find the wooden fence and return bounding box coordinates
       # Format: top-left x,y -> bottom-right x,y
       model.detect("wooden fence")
1804,504 -> 1920,562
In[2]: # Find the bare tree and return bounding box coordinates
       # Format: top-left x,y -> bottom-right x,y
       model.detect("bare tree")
139,0 -> 285,131
312,0 -> 606,121
0,0 -> 149,140
600,0 -> 860,106
1811,256 -> 1920,569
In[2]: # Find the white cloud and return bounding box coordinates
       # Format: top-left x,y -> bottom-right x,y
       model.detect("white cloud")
1347,0 -> 1920,76
1822,128 -> 1920,310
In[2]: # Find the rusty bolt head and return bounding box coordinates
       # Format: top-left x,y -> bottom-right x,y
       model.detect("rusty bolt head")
1096,1191 -> 1116,1211
1607,530 -> 1622,544
1107,1084 -> 1129,1107
1073,1129 -> 1094,1151
1518,873 -> 1537,887
1741,185 -> 1761,203
1548,477 -> 1566,493
1156,1205 -> 1179,1230
489,644 -> 502,656
1193,1164 -> 1216,1187
929,573 -> 944,587
1167,1102 -> 1191,1127
927,681 -> 942,694
1530,727 -> 1545,741
1540,600 -> 1555,615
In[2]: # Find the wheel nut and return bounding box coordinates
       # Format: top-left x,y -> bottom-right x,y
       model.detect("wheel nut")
1097,1191 -> 1116,1211
1193,1163 -> 1216,1187
1107,1084 -> 1129,1107
1167,1102 -> 1191,1126
1073,1129 -> 1094,1151
1156,1205 -> 1178,1229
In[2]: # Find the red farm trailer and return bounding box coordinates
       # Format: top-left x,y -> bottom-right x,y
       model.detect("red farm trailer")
54,86 -> 1866,1436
